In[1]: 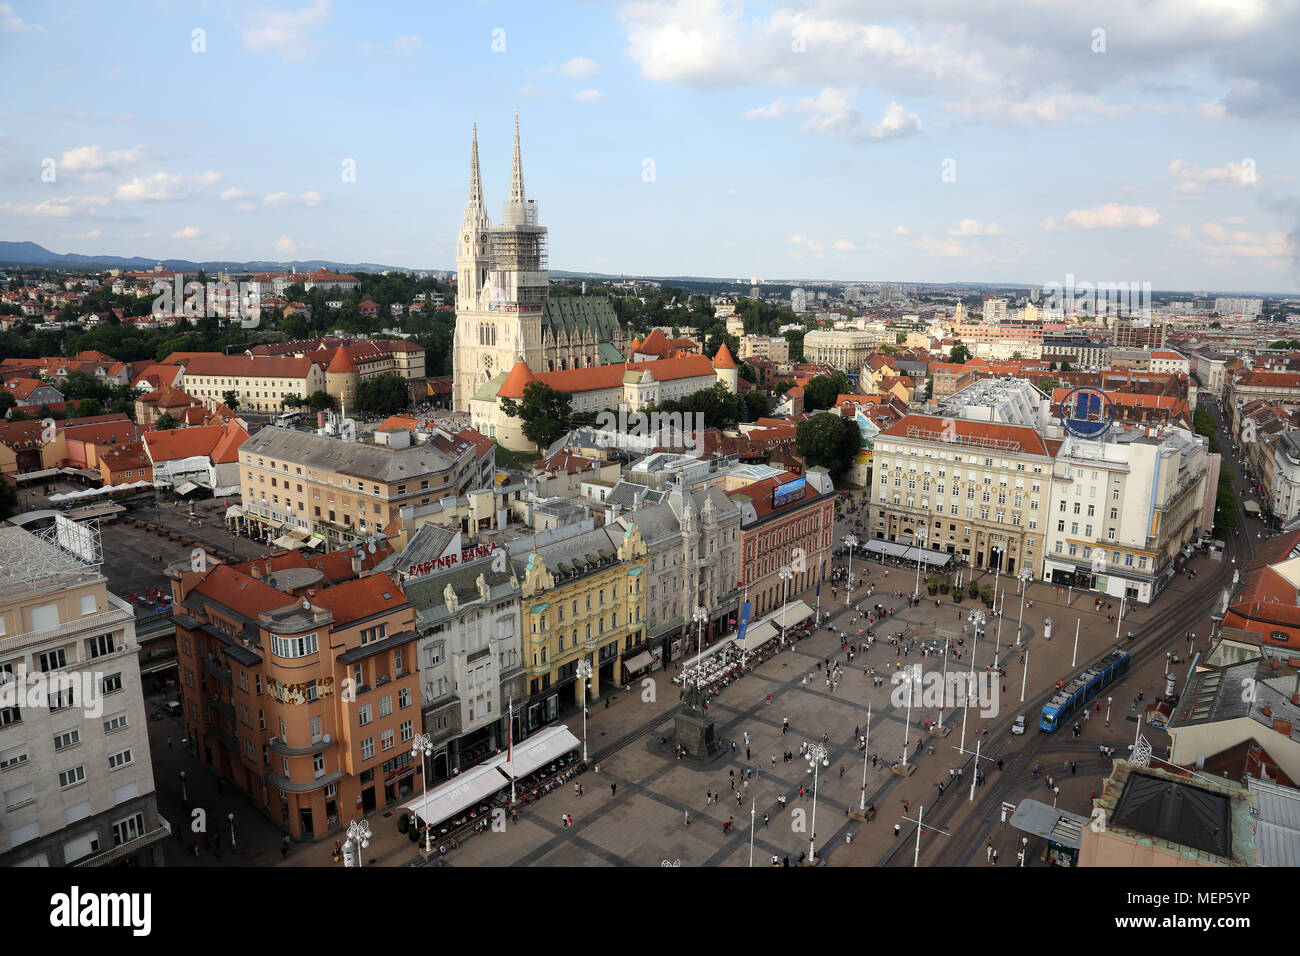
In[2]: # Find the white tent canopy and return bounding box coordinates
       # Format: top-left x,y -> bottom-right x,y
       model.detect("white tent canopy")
770,600 -> 814,630
738,619 -> 778,651
499,725 -> 582,781
402,763 -> 509,829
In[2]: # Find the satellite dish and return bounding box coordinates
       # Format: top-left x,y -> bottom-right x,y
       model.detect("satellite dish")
302,599 -> 311,610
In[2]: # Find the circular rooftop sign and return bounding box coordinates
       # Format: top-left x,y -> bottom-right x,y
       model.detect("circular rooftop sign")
1060,387 -> 1115,439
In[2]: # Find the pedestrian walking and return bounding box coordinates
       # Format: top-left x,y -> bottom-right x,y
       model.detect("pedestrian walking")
281,835 -> 290,859
611,782 -> 617,797
684,809 -> 691,826
894,824 -> 901,837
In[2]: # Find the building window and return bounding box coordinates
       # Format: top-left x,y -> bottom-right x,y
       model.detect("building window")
360,737 -> 375,760
107,749 -> 133,771
52,729 -> 80,751
358,704 -> 372,726
59,765 -> 86,789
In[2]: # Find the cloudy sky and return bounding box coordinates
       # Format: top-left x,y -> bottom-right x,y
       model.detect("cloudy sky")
1,0 -> 1297,291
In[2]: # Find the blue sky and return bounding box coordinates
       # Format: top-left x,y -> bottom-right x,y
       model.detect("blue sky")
1,0 -> 1297,292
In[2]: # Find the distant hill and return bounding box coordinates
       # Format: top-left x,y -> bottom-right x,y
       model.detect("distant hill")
0,241 -> 417,275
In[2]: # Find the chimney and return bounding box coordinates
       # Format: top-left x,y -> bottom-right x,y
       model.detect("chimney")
1274,718 -> 1293,737
351,555 -> 362,574
250,565 -> 262,579
1263,705 -> 1272,717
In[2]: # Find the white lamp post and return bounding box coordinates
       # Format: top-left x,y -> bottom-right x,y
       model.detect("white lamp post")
346,818 -> 371,869
576,659 -> 593,763
228,812 -> 236,850
843,534 -> 859,607
1016,568 -> 1031,647
779,565 -> 794,641
806,741 -> 829,863
960,609 -> 985,757
411,732 -> 434,858
914,527 -> 928,597
859,704 -> 872,811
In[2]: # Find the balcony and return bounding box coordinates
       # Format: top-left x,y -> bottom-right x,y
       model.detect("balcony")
74,815 -> 171,867
0,601 -> 134,656
203,656 -> 233,684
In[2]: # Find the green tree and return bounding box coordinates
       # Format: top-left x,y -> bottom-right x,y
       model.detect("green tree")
1214,470 -> 1237,532
154,412 -> 179,431
76,398 -> 103,418
949,344 -> 972,364
500,381 -> 573,454
282,393 -> 303,411
1038,379 -> 1060,393
222,390 -> 240,411
0,479 -> 15,520
796,412 -> 860,475
0,390 -> 14,417
307,390 -> 335,412
783,329 -> 805,363
62,370 -> 109,402
896,332 -> 906,345
354,373 -> 410,416
803,371 -> 849,411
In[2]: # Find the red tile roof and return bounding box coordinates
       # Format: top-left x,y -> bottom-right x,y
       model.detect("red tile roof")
310,573 -> 407,626
142,424 -> 226,462
499,361 -> 536,400
879,414 -> 1052,457
730,471 -> 822,518
178,354 -> 316,379
712,343 -> 738,370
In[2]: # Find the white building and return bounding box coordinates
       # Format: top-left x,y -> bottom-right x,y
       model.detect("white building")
0,522 -> 165,866
791,288 -> 808,313
1271,432 -> 1300,527
1214,297 -> 1263,317
1042,427 -> 1208,604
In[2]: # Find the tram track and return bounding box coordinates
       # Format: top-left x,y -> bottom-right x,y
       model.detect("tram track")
876,513 -> 1245,866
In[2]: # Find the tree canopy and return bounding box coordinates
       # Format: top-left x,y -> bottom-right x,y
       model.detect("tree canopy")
796,412 -> 861,475
500,381 -> 573,454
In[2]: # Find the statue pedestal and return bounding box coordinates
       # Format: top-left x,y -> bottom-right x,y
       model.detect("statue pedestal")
927,724 -> 952,739
674,709 -> 720,761
891,762 -> 916,777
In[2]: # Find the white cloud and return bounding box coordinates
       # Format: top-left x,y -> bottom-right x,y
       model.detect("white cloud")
393,35 -> 420,55
1168,158 -> 1257,199
115,173 -> 188,201
558,56 -> 599,77
944,90 -> 1129,126
59,144 -> 154,180
264,190 -> 326,207
1043,203 -> 1160,230
67,229 -> 102,240
234,202 -> 257,212
275,235 -> 298,255
1194,220 -> 1288,258
0,195 -> 110,218
831,239 -> 855,251
519,84 -> 550,98
572,89 -> 603,102
788,234 -> 856,254
1169,224 -> 1193,239
917,235 -> 965,257
948,219 -> 1003,237
747,89 -> 921,143
894,225 -> 909,235
171,225 -> 203,239
0,3 -> 42,33
219,188 -> 250,202
244,0 -> 331,62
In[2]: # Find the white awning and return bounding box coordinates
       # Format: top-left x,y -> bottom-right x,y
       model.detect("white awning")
402,763 -> 510,829
771,600 -> 814,630
739,619 -> 779,651
225,505 -> 245,519
1244,500 -> 1261,514
498,725 -> 582,781
174,481 -> 201,496
624,650 -> 654,674
271,534 -> 307,550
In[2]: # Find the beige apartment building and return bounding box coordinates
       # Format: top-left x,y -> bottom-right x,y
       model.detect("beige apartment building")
177,355 -> 327,414
871,414 -> 1054,574
237,426 -> 490,549
739,335 -> 790,364
803,329 -> 880,372
0,522 -> 165,867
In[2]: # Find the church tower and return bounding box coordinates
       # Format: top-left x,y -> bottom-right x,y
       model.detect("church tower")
453,114 -> 549,412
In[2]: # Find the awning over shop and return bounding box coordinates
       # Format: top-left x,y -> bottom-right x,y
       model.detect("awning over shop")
402,763 -> 510,829
771,600 -> 814,630
224,505 -> 245,520
1244,500 -> 1261,515
1009,799 -> 1087,850
498,725 -> 582,781
862,538 -> 913,559
174,481 -> 202,497
623,651 -> 654,674
739,620 -> 778,651
271,534 -> 307,550
904,547 -> 952,568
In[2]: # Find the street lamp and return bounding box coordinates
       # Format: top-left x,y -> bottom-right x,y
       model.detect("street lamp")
576,659 -> 593,763
843,534 -> 859,607
346,818 -> 371,868
228,812 -> 236,850
178,770 -> 187,803
1016,568 -> 1031,647
411,732 -> 434,858
960,609 -> 985,758
914,527 -> 928,597
779,565 -> 794,642
806,741 -> 829,863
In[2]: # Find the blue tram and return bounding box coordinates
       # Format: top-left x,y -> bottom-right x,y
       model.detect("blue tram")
1039,647 -> 1131,732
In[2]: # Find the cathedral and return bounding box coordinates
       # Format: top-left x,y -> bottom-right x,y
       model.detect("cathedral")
452,114 -> 629,412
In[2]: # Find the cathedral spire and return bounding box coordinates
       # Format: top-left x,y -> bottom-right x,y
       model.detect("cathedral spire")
509,109 -> 525,206
466,119 -> 484,217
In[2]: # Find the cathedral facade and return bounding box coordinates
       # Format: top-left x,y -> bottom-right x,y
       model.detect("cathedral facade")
452,114 -> 628,412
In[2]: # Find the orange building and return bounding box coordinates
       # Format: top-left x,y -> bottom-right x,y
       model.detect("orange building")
169,554 -> 420,839
97,439 -> 154,485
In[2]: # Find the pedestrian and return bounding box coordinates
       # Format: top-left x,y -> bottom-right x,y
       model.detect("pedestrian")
611,782 -> 617,797
991,849 -> 998,865
894,823 -> 901,837
684,809 -> 691,826
281,835 -> 290,859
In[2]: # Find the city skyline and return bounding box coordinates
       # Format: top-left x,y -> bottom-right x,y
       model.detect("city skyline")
0,0 -> 1297,291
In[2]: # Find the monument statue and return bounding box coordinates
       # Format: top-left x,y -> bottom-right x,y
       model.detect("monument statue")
680,680 -> 709,712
